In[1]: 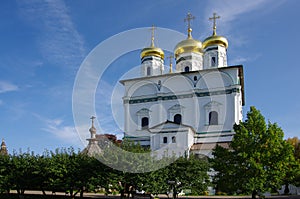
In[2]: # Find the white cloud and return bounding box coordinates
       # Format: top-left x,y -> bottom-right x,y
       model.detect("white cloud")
203,0 -> 286,34
230,53 -> 262,66
17,0 -> 87,69
0,81 -> 18,94
230,57 -> 249,65
34,114 -> 84,147
95,79 -> 124,134
201,0 -> 288,48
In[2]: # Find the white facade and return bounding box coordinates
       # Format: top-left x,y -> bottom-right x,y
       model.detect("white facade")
121,66 -> 244,157
175,52 -> 203,72
203,45 -> 227,69
120,16 -> 245,158
141,56 -> 164,76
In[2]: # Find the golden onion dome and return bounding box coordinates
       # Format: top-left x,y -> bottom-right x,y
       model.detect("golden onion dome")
174,28 -> 202,58
203,12 -> 228,49
202,34 -> 228,49
140,45 -> 164,59
140,25 -> 164,60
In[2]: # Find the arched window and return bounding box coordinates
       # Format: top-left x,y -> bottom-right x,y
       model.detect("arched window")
174,114 -> 182,124
141,117 -> 149,128
211,57 -> 216,67
184,66 -> 190,72
194,76 -> 197,81
146,67 -> 151,76
163,137 -> 168,143
209,111 -> 218,125
172,136 -> 176,143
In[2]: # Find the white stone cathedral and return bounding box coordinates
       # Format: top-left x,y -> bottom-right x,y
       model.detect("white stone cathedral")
120,13 -> 245,158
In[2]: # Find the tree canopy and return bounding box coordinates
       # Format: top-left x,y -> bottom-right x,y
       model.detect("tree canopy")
286,137 -> 300,187
211,106 -> 297,198
0,141 -> 210,198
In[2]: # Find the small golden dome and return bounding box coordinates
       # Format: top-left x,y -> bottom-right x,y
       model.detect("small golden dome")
174,13 -> 202,58
140,25 -> 164,60
140,46 -> 164,59
202,34 -> 228,49
204,13 -> 228,49
174,28 -> 202,58
174,37 -> 202,58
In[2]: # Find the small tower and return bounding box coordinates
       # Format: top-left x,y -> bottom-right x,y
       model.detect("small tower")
167,54 -> 174,73
81,116 -> 102,156
203,13 -> 228,69
174,13 -> 203,72
0,139 -> 8,155
140,25 -> 165,76
89,116 -> 97,139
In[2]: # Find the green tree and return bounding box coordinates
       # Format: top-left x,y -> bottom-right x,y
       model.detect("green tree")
99,139 -> 153,198
211,106 -> 295,198
0,154 -> 11,194
166,155 -> 209,195
9,151 -> 41,197
286,137 -> 300,188
140,155 -> 209,197
287,137 -> 300,160
48,147 -> 100,198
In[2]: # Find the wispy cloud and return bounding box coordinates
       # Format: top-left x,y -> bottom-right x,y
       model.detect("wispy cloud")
34,113 -> 83,147
203,0 -> 287,35
230,53 -> 262,66
230,57 -> 249,65
43,119 -> 77,140
202,0 -> 286,65
0,81 -> 18,94
17,0 -> 87,69
96,79 -> 124,136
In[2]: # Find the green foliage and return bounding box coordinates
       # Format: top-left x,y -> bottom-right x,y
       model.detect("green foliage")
0,140 -> 209,197
140,155 -> 209,196
211,106 -> 297,197
9,151 -> 41,195
0,154 -> 11,193
286,137 -> 300,187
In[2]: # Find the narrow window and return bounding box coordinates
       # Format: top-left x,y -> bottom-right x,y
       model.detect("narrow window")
211,57 -> 216,67
163,137 -> 168,143
174,114 -> 182,124
172,136 -> 176,143
141,117 -> 149,128
184,66 -> 190,72
147,67 -> 151,76
194,76 -> 197,81
209,111 -> 218,125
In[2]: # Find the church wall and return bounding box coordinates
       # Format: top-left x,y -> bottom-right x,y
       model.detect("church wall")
150,130 -> 193,158
122,66 -> 243,150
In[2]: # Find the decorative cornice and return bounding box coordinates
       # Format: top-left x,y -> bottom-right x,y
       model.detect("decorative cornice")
125,88 -> 240,104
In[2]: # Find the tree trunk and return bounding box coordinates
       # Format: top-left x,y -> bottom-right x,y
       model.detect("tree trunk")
252,190 -> 257,199
69,189 -> 74,199
284,183 -> 290,195
172,187 -> 176,199
120,189 -> 125,199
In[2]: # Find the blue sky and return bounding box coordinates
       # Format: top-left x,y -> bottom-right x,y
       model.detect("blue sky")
0,0 -> 299,154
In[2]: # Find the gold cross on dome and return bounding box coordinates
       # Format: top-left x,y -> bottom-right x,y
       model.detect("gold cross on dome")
209,13 -> 220,35
184,12 -> 195,30
150,24 -> 156,47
